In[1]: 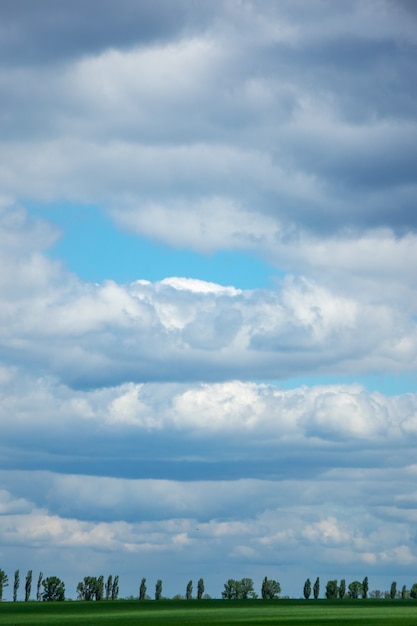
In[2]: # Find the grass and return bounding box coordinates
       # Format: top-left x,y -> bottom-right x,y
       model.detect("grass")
0,599 -> 416,625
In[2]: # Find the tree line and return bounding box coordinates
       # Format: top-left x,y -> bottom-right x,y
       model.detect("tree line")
302,577 -> 417,601
1,568 -> 417,602
0,570 -> 62,602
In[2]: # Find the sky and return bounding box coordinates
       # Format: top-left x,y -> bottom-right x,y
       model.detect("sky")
1,0 -> 417,601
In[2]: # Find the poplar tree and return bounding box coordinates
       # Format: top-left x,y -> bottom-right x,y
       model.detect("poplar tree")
339,579 -> 346,599
25,570 -> 32,601
13,569 -> 19,602
155,579 -> 162,600
105,575 -> 112,600
0,570 -> 9,601
303,578 -> 311,599
36,572 -> 43,601
362,576 -> 368,599
96,576 -> 104,601
186,580 -> 193,600
313,577 -> 320,599
111,575 -> 119,600
197,578 -> 204,600
139,577 -> 147,600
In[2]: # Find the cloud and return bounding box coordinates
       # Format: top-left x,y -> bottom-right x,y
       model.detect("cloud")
0,0 -> 215,65
1,0 -> 416,257
2,359 -> 417,595
113,196 -> 281,255
1,203 -> 417,388
2,366 -> 417,482
1,467 -> 416,596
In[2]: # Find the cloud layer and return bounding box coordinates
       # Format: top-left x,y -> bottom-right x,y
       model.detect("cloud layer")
1,1 -> 417,242
1,204 -> 417,390
2,361 -> 417,595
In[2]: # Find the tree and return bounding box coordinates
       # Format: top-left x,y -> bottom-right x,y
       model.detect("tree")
139,578 -> 147,600
25,570 -> 32,602
0,569 -> 9,601
362,576 -> 368,599
222,578 -> 257,600
325,580 -> 338,599
186,580 -> 193,600
339,579 -> 346,599
240,578 -> 257,599
303,578 -> 311,600
77,576 -> 104,601
42,576 -> 65,601
222,579 -> 240,600
197,578 -> 204,600
313,577 -> 320,599
96,575 -> 104,601
13,569 -> 19,602
155,579 -> 162,601
105,575 -> 112,600
390,581 -> 397,600
348,581 -> 362,599
410,583 -> 417,599
111,575 -> 119,601
36,572 -> 43,601
77,577 -> 92,601
261,577 -> 281,599
401,585 -> 407,599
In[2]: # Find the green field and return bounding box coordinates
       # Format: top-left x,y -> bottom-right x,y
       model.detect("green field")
1,599 -> 416,626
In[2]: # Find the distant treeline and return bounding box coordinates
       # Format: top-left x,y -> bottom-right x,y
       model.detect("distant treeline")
1,569 -> 417,602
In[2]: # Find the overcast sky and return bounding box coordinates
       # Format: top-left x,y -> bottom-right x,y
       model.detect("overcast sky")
1,0 -> 417,600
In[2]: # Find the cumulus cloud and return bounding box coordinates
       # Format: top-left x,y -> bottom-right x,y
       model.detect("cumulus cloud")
1,204 -> 417,389
2,369 -> 417,481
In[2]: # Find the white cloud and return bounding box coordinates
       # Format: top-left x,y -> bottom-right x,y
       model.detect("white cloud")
1,206 -> 416,387
301,517 -> 351,546
2,369 -> 417,468
0,489 -> 32,515
159,277 -> 241,296
114,196 -> 282,255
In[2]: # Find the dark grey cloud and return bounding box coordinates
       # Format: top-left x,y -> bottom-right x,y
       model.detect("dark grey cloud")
1,0 -> 416,242
0,0 -> 215,65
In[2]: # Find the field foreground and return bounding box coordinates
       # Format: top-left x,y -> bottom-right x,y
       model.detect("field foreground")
1,599 -> 417,626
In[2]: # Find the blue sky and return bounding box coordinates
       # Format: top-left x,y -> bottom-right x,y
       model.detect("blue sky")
1,0 -> 417,601
29,202 -> 280,289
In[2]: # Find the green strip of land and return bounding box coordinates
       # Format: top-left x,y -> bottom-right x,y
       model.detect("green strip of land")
0,598 -> 416,626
